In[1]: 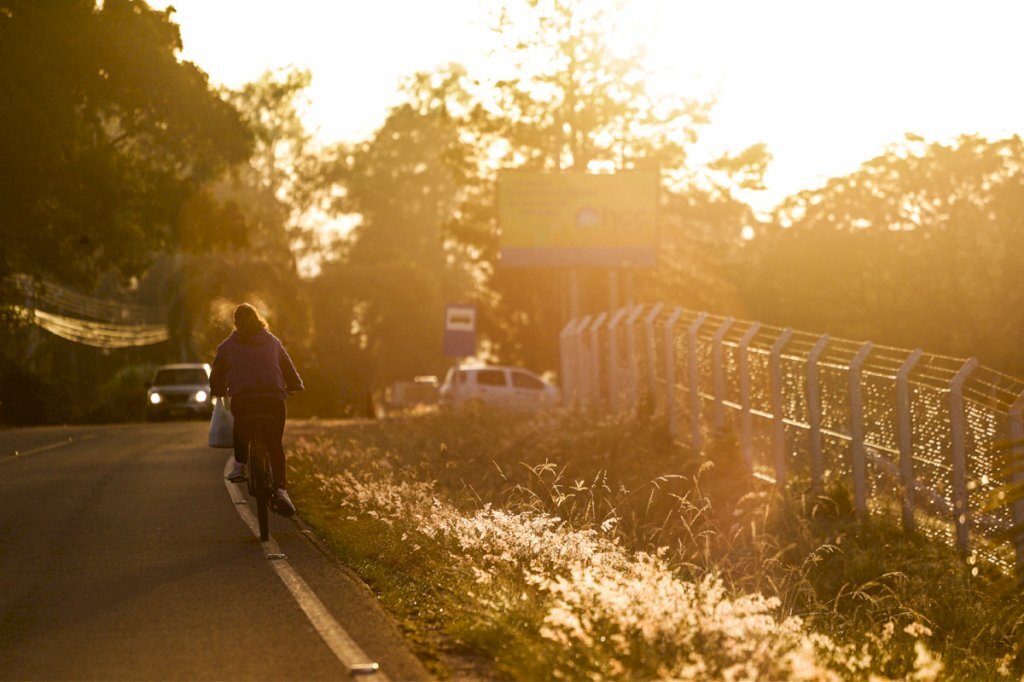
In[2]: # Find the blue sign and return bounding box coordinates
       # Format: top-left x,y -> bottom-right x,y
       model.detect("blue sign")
443,304 -> 476,357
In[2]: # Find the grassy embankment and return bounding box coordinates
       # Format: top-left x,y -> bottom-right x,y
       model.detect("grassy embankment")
288,409 -> 1023,681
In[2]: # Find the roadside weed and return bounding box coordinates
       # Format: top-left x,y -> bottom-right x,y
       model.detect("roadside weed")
282,410 -> 1024,680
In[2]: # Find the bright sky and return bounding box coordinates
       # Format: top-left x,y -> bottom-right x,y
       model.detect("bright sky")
156,0 -> 1024,213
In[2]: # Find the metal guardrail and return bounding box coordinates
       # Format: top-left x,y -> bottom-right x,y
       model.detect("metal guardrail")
561,304 -> 1024,575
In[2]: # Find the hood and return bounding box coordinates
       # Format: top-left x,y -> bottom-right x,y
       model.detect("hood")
230,329 -> 274,347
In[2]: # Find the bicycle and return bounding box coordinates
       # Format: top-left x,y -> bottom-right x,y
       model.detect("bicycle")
242,412 -> 276,542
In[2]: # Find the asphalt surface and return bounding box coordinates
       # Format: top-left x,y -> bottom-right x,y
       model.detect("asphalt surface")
0,421 -> 431,681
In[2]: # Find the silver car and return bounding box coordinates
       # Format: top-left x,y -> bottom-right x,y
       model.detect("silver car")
439,365 -> 560,411
146,363 -> 213,421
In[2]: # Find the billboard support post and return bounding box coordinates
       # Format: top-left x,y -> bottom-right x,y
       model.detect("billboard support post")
609,270 -> 619,311
569,270 -> 581,321
624,269 -> 635,307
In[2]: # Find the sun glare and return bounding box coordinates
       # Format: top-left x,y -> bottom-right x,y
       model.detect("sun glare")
615,0 -> 1024,209
159,0 -> 1024,211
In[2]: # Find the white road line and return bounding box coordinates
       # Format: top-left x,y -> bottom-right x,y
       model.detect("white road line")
2,433 -> 98,462
222,456 -> 386,680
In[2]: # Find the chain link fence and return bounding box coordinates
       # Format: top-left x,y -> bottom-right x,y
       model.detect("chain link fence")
560,304 -> 1024,575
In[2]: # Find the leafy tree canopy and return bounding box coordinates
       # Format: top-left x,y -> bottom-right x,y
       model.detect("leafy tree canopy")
743,134 -> 1024,373
0,0 -> 252,286
165,69 -> 322,363
484,0 -> 712,173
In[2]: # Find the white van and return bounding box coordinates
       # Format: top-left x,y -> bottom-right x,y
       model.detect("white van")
438,365 -> 560,411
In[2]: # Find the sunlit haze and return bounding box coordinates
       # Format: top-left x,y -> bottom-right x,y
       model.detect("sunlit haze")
4,5 -> 1024,673
156,0 -> 1024,213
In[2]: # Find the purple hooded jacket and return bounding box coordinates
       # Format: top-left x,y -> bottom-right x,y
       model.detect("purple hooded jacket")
209,329 -> 304,400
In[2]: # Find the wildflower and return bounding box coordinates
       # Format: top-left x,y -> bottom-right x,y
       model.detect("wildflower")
903,622 -> 932,639
910,641 -> 943,682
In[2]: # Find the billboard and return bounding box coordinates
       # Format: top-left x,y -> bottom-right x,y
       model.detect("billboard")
498,171 -> 659,267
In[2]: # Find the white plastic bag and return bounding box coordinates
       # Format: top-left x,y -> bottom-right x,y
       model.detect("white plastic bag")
208,396 -> 234,448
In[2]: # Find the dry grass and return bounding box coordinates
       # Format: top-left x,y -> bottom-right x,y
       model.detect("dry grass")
288,409 -> 1023,680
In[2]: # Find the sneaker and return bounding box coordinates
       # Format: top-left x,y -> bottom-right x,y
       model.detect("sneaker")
226,462 -> 247,482
271,488 -> 296,517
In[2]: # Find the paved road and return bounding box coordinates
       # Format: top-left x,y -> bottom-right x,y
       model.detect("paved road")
0,422 -> 430,681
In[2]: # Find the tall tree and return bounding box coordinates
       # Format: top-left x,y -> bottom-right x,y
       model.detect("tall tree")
221,67 -> 324,249
485,0 -> 710,173
741,134 -> 1024,373
319,73 -> 479,395
168,69 -> 318,366
0,0 -> 252,286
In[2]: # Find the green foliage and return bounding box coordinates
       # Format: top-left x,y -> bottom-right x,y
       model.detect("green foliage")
741,134 -> 1024,375
169,67 -> 317,358
0,353 -> 70,425
286,485 -> 462,678
130,67 -> 321,406
0,2 -> 322,424
329,91 -> 475,268
86,362 -> 155,423
708,143 -> 773,191
313,85 -> 479,401
296,256 -> 455,415
983,438 -> 1024,585
0,345 -> 161,424
485,0 -> 712,172
222,67 -> 315,198
0,0 -> 252,285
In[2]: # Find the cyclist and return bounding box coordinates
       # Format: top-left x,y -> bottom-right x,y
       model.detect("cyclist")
210,303 -> 304,516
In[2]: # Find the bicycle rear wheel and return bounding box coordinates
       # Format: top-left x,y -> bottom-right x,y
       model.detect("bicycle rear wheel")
250,439 -> 271,542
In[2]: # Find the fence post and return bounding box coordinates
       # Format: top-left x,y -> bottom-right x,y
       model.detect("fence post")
588,313 -> 608,410
663,307 -> 685,438
1009,390 -> 1024,578
606,308 -> 627,412
849,342 -> 874,516
625,305 -> 645,413
769,329 -> 794,484
573,317 -> 590,408
738,322 -> 761,474
711,317 -> 735,429
559,318 -> 578,408
644,303 -> 664,406
949,357 -> 978,555
688,313 -> 709,454
806,334 -> 830,493
573,315 -> 592,408
896,349 -> 924,532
